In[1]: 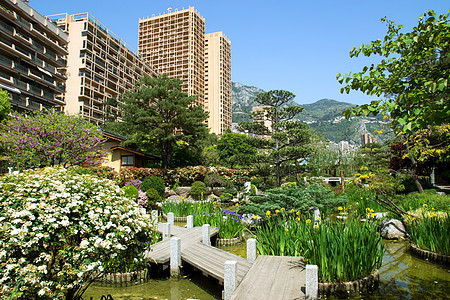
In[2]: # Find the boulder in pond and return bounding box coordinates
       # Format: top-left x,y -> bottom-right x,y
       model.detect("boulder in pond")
380,218 -> 406,240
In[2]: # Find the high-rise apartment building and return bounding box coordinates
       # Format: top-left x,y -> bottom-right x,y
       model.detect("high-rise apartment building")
205,32 -> 232,134
49,13 -> 157,124
138,7 -> 205,107
0,0 -> 68,112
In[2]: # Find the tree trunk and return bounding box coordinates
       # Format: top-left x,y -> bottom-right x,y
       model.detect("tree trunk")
407,142 -> 424,193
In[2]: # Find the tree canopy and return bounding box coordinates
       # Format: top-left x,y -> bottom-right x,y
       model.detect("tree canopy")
0,109 -> 104,170
216,130 -> 256,168
338,10 -> 450,192
107,74 -> 209,169
338,10 -> 449,134
239,90 -> 312,186
0,88 -> 11,123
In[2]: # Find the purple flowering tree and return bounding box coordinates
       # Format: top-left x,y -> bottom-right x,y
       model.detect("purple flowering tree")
0,109 -> 105,169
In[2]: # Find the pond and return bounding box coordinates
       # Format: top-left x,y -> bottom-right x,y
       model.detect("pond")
84,239 -> 449,300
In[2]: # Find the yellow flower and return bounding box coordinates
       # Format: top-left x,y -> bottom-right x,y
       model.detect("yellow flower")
423,204 -> 428,207
429,213 -> 437,218
296,211 -> 301,215
275,209 -> 280,213
305,258 -> 308,262
295,217 -> 300,222
285,228 -> 288,231
253,216 -> 258,220
266,211 -> 271,216
317,216 -> 321,221
338,207 -> 343,211
213,201 -> 216,205
235,203 -> 239,206
313,224 -> 319,229
197,207 -> 201,210
191,205 -> 194,208
306,219 -> 311,224
281,208 -> 285,211
290,209 -> 295,213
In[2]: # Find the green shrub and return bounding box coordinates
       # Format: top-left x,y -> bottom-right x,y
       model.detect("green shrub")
250,184 -> 257,195
251,178 -> 260,187
0,167 -> 156,299
397,189 -> 450,212
242,183 -> 346,216
70,166 -> 95,175
142,176 -> 165,197
122,185 -> 139,199
191,181 -> 207,199
204,174 -> 227,187
344,185 -> 384,215
146,188 -> 162,206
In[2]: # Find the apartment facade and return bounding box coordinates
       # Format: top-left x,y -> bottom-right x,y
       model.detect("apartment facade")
0,0 -> 68,112
138,7 -> 205,107
205,32 -> 232,135
50,13 -> 157,124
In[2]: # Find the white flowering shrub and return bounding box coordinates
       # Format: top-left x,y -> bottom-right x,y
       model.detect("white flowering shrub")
0,167 -> 156,300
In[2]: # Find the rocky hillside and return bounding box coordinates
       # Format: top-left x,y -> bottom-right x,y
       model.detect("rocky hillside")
232,82 -> 393,144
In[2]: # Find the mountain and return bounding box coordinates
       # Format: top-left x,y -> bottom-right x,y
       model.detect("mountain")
232,82 -> 265,123
232,82 -> 393,144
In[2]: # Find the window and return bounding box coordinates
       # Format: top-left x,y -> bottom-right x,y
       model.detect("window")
121,155 -> 134,166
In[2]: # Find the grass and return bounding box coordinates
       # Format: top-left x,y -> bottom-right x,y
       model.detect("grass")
254,211 -> 384,282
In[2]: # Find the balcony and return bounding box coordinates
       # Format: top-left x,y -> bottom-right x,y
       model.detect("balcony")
0,54 -> 12,68
27,99 -> 41,110
0,19 -> 14,35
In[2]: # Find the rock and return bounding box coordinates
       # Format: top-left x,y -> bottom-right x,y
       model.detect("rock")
175,187 -> 191,198
207,193 -> 219,200
380,218 -> 406,240
212,187 -> 224,196
164,189 -> 177,198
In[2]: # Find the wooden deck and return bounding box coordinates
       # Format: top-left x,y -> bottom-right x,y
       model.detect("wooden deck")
144,225 -> 218,264
182,241 -> 253,284
146,224 -> 307,299
230,255 -> 306,300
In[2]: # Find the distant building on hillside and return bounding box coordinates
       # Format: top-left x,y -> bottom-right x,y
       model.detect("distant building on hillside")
361,132 -> 374,146
0,0 -> 68,112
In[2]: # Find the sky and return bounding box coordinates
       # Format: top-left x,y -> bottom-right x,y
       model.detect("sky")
30,0 -> 449,105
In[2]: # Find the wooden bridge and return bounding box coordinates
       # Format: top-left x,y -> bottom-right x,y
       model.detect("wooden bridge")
145,223 -> 307,299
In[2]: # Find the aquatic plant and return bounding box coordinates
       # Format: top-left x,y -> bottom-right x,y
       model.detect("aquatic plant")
161,200 -> 217,217
254,211 -> 383,282
408,212 -> 450,255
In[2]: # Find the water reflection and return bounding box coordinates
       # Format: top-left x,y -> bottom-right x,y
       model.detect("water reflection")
84,276 -> 220,300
